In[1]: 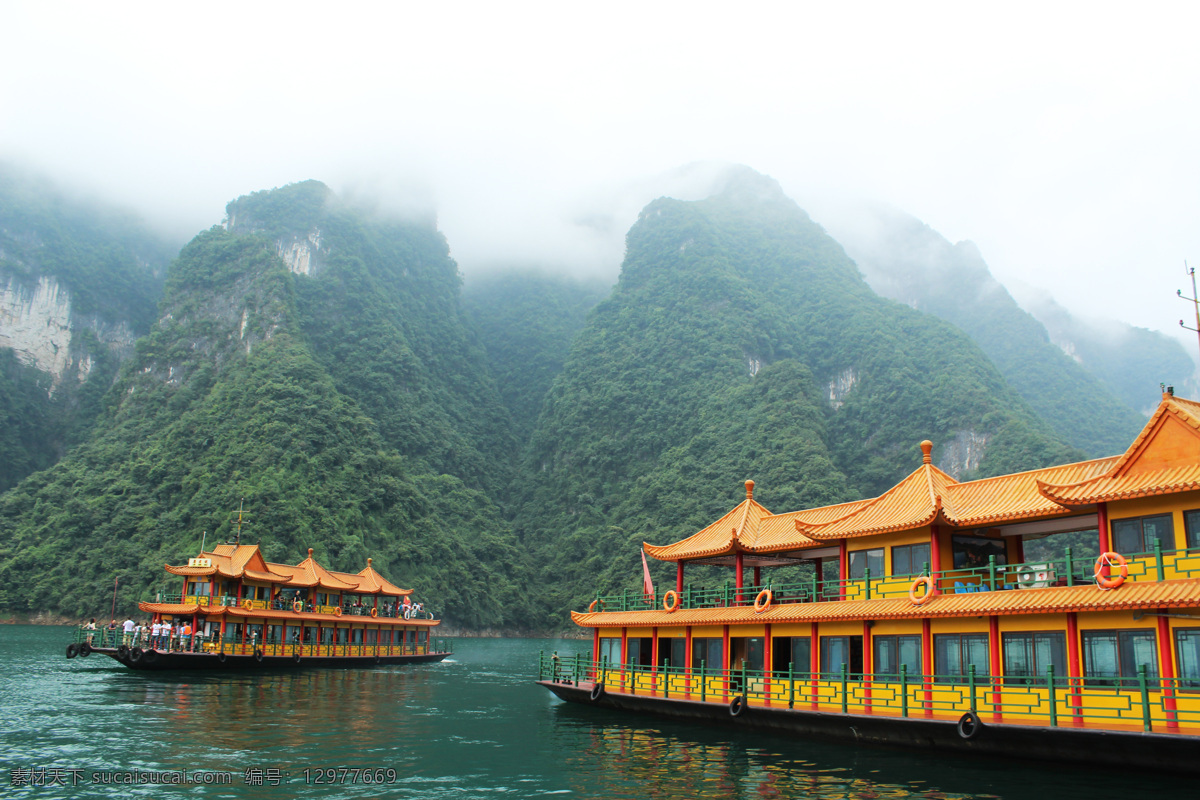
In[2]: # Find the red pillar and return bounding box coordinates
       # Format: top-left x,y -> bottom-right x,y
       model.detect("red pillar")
735,553 -> 744,603
593,627 -> 600,684
620,627 -> 628,693
989,615 -> 1002,722
862,620 -> 872,713
764,623 -> 773,707
1158,614 -> 1179,731
838,540 -> 848,600
810,622 -> 820,710
722,624 -> 731,702
651,627 -> 660,695
684,625 -> 693,699
929,524 -> 942,595
1098,502 -> 1111,581
753,566 -> 761,589
1066,612 -> 1083,727
676,561 -> 684,594
922,618 -> 933,718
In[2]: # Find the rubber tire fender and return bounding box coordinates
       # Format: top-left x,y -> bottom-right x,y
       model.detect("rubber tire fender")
116,644 -> 129,660
65,643 -> 79,659
78,642 -> 92,657
957,711 -> 982,740
590,683 -> 605,701
141,648 -> 158,664
129,647 -> 143,662
293,652 -> 302,664
254,649 -> 264,663
729,695 -> 746,717
216,651 -> 227,664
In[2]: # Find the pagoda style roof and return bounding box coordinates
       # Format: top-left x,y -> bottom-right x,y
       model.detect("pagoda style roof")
1038,394 -> 1200,506
571,578 -> 1200,627
645,393 -> 1200,562
164,544 -> 410,595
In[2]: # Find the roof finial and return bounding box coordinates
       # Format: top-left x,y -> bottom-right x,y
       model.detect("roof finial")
307,547 -> 314,558
745,479 -> 755,500
367,557 -> 373,567
920,440 -> 933,464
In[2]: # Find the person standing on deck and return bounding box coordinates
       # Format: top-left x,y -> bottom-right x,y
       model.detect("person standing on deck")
122,617 -> 136,646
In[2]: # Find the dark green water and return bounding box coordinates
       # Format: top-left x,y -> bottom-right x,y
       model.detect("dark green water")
1,626 -> 1189,798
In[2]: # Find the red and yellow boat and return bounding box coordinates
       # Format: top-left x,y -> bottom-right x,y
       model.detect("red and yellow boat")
67,543 -> 450,670
540,390 -> 1200,773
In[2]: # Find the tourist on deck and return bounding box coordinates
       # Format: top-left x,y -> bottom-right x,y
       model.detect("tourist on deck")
162,621 -> 174,651
84,618 -> 96,645
182,622 -> 193,652
150,620 -> 162,649
106,620 -> 118,646
122,617 -> 136,646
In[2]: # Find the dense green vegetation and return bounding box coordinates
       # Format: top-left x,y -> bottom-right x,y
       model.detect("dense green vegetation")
462,271 -> 610,443
513,169 -> 1081,627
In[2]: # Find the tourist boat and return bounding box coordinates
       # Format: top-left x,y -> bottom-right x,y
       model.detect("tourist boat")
539,390 -> 1200,773
66,542 -> 451,670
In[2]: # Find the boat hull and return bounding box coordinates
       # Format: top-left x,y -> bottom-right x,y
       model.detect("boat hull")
82,647 -> 451,671
538,680 -> 1200,775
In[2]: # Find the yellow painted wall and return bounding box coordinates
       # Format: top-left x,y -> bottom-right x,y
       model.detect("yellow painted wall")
771,623 -> 814,638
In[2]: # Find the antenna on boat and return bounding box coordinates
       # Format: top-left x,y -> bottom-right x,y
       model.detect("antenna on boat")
233,499 -> 245,545
200,530 -> 207,554
1177,261 -> 1200,363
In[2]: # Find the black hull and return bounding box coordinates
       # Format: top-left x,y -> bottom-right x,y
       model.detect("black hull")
538,680 -> 1200,776
82,647 -> 451,671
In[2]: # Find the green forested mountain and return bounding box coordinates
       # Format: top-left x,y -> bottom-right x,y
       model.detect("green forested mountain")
513,168 -> 1081,628
826,203 -> 1152,456
0,165 -> 177,491
0,184 -> 523,627
462,271 -> 609,443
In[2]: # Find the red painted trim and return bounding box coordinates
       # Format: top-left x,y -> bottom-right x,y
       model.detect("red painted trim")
722,624 -> 731,702
838,540 -> 849,600
929,525 -> 942,595
651,626 -> 659,696
863,620 -> 873,713
989,615 -> 1002,722
764,623 -> 773,707
684,625 -> 693,699
922,618 -> 933,718
1067,612 -> 1083,726
735,553 -> 744,602
810,621 -> 820,711
1158,613 -> 1179,730
753,566 -> 761,589
1098,502 -> 1111,580
620,627 -> 628,693
676,561 -> 684,594
593,627 -> 600,683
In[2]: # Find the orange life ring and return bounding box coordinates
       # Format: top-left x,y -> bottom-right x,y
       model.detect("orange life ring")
663,590 -> 680,613
242,599 -> 254,611
370,607 -> 378,618
1094,552 -> 1129,590
753,588 -> 773,613
333,606 -> 342,616
909,575 -> 935,605
587,598 -> 606,613
293,600 -> 304,613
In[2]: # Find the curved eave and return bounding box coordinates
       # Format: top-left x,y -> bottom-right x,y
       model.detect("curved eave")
1038,474 -> 1200,507
164,565 -> 217,577
242,569 -> 293,584
796,504 -> 940,541
138,602 -> 205,615
944,503 -> 1084,528
569,579 -> 1200,627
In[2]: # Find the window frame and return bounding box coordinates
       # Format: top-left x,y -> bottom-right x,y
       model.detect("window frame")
1001,631 -> 1068,686
848,548 -> 884,580
872,634 -> 923,680
891,543 -> 931,577
1110,513 -> 1174,555
1081,628 -> 1159,688
933,632 -> 990,684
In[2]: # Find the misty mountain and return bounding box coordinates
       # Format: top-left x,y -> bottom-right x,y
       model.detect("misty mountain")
0,164 -> 178,491
461,271 -> 610,445
823,203 -> 1153,457
513,167 -> 1080,629
0,183 -> 524,626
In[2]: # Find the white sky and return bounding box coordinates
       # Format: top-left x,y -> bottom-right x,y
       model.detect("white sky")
4,1 -> 1199,348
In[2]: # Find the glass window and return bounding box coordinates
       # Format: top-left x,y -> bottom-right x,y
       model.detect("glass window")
1002,632 -> 1067,686
1184,511 -> 1200,550
820,635 -> 863,678
873,634 -> 922,680
952,536 -> 1007,570
892,543 -> 931,577
1176,629 -> 1200,688
1082,629 -> 1159,687
790,637 -> 812,678
1111,514 -> 1173,554
849,549 -> 884,580
657,638 -> 686,669
598,637 -> 621,668
691,637 -> 723,673
934,633 -> 990,683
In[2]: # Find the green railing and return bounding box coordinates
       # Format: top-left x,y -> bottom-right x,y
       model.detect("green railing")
154,593 -> 437,619
538,653 -> 1199,734
70,626 -> 453,658
586,545 -> 1200,613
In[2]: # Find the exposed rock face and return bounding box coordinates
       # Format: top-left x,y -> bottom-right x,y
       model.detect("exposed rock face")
827,367 -> 857,410
0,273 -> 137,391
937,430 -> 989,478
277,229 -> 322,276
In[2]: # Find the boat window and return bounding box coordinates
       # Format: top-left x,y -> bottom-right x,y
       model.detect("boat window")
1111,514 -> 1173,555
872,634 -> 922,680
891,543 -> 930,577
1175,629 -> 1200,688
691,637 -> 723,673
597,637 -> 621,668
626,637 -> 652,667
848,549 -> 883,580
933,633 -> 989,683
819,635 -> 863,679
191,582 -> 212,597
657,637 -> 685,669
1082,629 -> 1159,688
951,536 -> 1007,570
1184,511 -> 1200,550
1002,632 -> 1067,686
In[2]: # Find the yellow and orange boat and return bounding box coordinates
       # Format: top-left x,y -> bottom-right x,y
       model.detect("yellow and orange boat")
68,543 -> 450,670
540,390 -> 1200,772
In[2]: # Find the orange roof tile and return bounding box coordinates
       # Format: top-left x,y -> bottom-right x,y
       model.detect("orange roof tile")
571,579 -> 1200,627
330,558 -> 412,597
942,456 -> 1119,526
644,481 -> 773,561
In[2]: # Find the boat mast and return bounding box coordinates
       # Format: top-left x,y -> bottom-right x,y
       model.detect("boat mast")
1177,261 -> 1200,363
